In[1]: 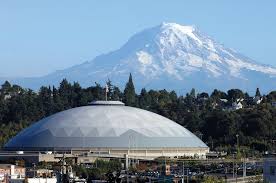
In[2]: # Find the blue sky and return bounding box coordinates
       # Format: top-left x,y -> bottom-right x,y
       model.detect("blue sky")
0,0 -> 276,77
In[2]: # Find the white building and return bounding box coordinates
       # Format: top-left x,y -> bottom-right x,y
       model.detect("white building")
4,101 -> 209,162
253,96 -> 263,105
232,101 -> 243,110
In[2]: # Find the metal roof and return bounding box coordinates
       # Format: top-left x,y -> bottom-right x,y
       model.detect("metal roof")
88,100 -> 125,106
4,102 -> 208,150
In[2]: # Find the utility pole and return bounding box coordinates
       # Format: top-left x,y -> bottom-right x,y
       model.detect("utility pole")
186,168 -> 189,183
182,161 -> 184,183
243,158 -> 246,180
236,134 -> 240,183
211,139 -> 214,151
232,154 -> 235,179
164,156 -> 166,182
235,163 -> 238,183
127,135 -> 131,183
236,134 -> 240,157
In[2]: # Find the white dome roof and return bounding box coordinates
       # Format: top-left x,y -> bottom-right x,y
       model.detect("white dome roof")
5,101 -> 207,150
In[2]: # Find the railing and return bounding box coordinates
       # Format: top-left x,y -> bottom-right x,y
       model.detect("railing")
226,175 -> 263,183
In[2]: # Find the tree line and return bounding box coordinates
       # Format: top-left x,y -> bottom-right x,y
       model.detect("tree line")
0,74 -> 276,155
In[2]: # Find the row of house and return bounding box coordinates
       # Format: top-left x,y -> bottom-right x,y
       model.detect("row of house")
211,96 -> 276,111
0,164 -> 58,183
0,164 -> 25,182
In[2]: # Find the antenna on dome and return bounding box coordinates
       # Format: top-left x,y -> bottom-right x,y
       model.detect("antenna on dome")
105,84 -> 109,101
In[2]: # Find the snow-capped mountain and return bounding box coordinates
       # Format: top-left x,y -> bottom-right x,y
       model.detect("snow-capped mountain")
3,22 -> 276,93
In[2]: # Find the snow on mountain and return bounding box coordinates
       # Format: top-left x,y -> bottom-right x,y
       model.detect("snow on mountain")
3,22 -> 276,93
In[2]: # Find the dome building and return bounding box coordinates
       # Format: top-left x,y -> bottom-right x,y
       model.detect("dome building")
4,101 -> 208,162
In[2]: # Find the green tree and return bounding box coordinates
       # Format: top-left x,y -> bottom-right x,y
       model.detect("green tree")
58,79 -> 72,109
255,88 -> 261,97
227,89 -> 244,102
58,79 -> 71,109
139,88 -> 151,109
211,89 -> 227,101
202,176 -> 224,183
106,79 -> 122,101
123,73 -> 136,106
71,82 -> 84,107
198,92 -> 209,99
38,86 -> 54,116
1,81 -> 12,93
52,86 -> 63,112
190,88 -> 196,98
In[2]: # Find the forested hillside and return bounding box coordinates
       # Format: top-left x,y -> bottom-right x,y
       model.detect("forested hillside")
0,74 -> 275,155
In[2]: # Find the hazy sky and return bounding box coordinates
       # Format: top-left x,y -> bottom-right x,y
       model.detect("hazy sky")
1,0 -> 276,77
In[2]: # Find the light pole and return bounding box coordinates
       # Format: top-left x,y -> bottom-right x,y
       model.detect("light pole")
236,134 -> 240,157
235,134 -> 240,183
182,161 -> 184,183
32,163 -> 36,178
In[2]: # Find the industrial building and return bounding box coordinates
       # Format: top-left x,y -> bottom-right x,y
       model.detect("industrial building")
3,101 -> 208,163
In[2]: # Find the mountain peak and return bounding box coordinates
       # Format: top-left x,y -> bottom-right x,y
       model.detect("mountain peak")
160,22 -> 196,32
4,23 -> 276,93
157,22 -> 202,46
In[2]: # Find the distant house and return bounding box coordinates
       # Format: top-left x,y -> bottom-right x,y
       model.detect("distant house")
211,102 -> 218,109
211,98 -> 228,107
220,99 -> 228,103
253,96 -> 263,105
197,95 -> 208,101
231,101 -> 243,110
237,98 -> 244,102
228,98 -> 244,110
3,94 -> 11,100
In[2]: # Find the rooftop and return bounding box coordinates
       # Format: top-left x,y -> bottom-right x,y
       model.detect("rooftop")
88,100 -> 125,106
